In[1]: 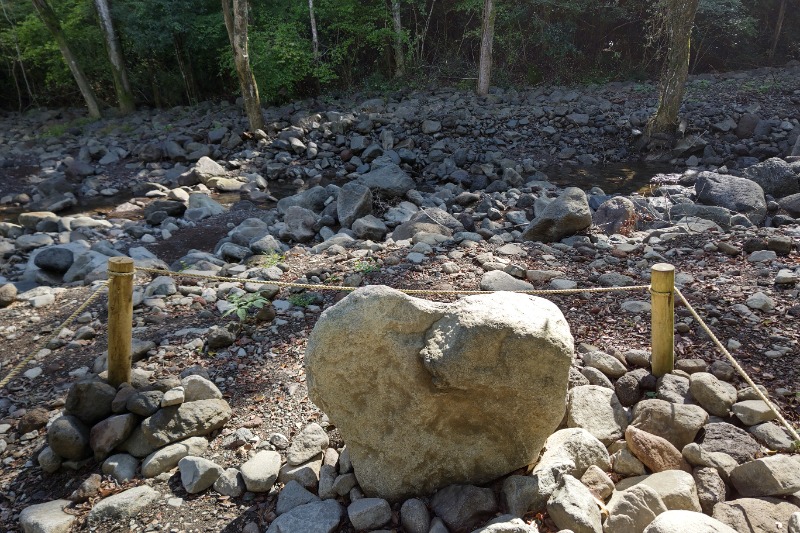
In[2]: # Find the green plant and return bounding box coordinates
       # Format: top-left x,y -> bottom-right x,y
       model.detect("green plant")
223,292 -> 270,322
287,293 -> 314,308
353,258 -> 380,274
260,250 -> 286,268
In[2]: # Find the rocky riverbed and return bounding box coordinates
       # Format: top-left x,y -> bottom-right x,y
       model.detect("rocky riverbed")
0,64 -> 799,532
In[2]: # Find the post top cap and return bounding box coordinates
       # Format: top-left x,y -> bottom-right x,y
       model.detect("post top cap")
652,263 -> 675,272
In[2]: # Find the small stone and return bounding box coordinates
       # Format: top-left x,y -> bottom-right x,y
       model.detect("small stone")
240,450 -> 281,492
276,480 -> 320,515
547,475 -> 603,533
101,453 -> 138,483
400,498 -> 430,533
730,455 -> 800,497
179,456 -> 224,493
19,499 -> 76,533
287,423 -> 328,465
626,426 -> 691,473
161,386 -> 185,407
431,484 -> 498,532
580,464 -> 614,500
214,468 -> 246,497
694,467 -> 726,515
347,498 -> 392,530
731,400 -> 777,425
582,350 -> 627,378
87,486 -> 160,522
604,484 -> 667,533
689,373 -> 737,417
644,510 -> 737,533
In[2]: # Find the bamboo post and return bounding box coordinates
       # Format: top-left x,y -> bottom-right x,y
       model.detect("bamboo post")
651,263 -> 675,377
107,257 -> 134,387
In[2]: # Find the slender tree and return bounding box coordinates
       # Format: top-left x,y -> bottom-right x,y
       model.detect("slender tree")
476,0 -> 495,95
768,0 -> 786,62
308,0 -> 319,61
648,0 -> 700,136
30,0 -> 101,118
391,0 -> 404,77
222,0 -> 264,131
94,0 -> 134,113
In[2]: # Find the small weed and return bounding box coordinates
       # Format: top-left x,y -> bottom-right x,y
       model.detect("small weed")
223,292 -> 270,322
40,117 -> 94,138
353,258 -> 380,275
261,250 -> 286,268
287,293 -> 314,308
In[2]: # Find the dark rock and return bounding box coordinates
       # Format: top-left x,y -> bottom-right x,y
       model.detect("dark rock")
431,484 -> 498,532
48,415 -> 91,460
65,380 -> 117,425
697,422 -> 761,464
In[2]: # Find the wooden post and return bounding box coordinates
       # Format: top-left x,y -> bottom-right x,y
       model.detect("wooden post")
107,257 -> 134,387
651,263 -> 675,377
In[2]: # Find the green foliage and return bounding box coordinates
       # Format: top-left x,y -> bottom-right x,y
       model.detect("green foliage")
260,250 -> 286,268
692,0 -> 756,70
222,291 -> 270,322
287,293 -> 315,308
353,258 -> 380,274
39,116 -> 95,138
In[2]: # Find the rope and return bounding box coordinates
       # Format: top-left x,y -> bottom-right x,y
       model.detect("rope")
0,282 -> 109,389
134,266 -> 650,296
675,287 -> 800,444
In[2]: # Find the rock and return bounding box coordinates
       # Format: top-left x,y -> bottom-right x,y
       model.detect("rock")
287,423 -> 328,465
281,206 -> 319,243
745,292 -> 775,312
240,450 -> 281,492
89,413 -> 138,459
357,163 -> 415,197
604,484 -> 667,533
207,325 -> 236,350
522,187 -> 592,242
535,428 -> 611,478
140,398 -> 231,447
779,193 -> 800,217
731,400 -> 776,426
48,415 -> 90,460
69,474 -> 101,503
616,470 -> 701,512
583,350 -> 627,378
19,408 -> 50,434
713,498 -> 800,533
180,375 -> 222,402
34,247 -> 74,273
593,197 -> 638,235
64,380 -> 116,425
502,474 -> 551,517
19,499 -> 76,533
694,171 -> 767,225
214,468 -> 246,498
790,513 -> 800,533
0,283 -> 17,307
337,182 -> 373,228
625,426 -> 691,473
127,391 -> 164,417
730,455 -> 800,497
400,498 -> 430,533
266,500 -> 343,533
179,456 -> 224,493
748,422 -> 796,452
472,516 -> 539,532
630,399 -> 708,449
277,480 -> 320,515
88,486 -> 160,522
643,510 -> 737,533
656,373 -> 692,404
547,475 -> 603,533
694,466 -> 727,515
689,373 -> 737,417
697,422 -> 761,464
743,158 -> 800,198
352,214 -> 388,240
681,443 -> 738,482
141,436 -> 209,477
306,286 -> 573,500
431,484 -> 498,532
101,453 -> 138,483
479,271 -> 535,291
279,459 -> 322,490
615,369 -> 650,406
567,385 -> 628,445
347,498 -> 391,530
191,157 -> 226,183
580,465 -> 614,500
38,446 -> 62,473
612,447 -> 648,477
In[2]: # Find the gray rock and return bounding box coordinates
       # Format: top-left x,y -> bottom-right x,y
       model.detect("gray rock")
471,516 -> 539,532
357,163 -> 415,197
422,120 -> 442,134
127,391 -> 164,417
279,459 -> 322,490
0,283 -> 17,307
694,171 -> 766,225
748,422 -> 796,452
502,474 -> 552,517
713,497 -> 800,533
743,157 -> 800,198
681,443 -> 738,483
730,455 -> 800,497
567,385 -> 628,445
240,450 -> 281,492
669,204 -> 733,228
347,498 -> 391,530
643,510 -> 737,533
207,325 -> 236,350
34,247 -> 74,273
337,182 -> 373,228
19,499 -> 76,533
179,456 -> 224,493
580,465 -> 614,500
352,214 -> 388,240
612,447 -> 647,477
547,475 -> 602,533
38,446 -> 62,473
630,399 -> 708,449
593,197 -> 638,235
522,187 -> 592,242
89,413 -> 138,459
731,400 -> 776,426
280,206 -> 319,243
656,373 -> 692,404
48,415 -> 90,460
87,486 -> 160,522
141,436 -> 209,477
694,467 -> 726,515
604,484 -> 667,533
535,428 -> 611,479
306,286 -> 573,501
689,373 -> 737,417
64,380 -> 116,425
180,375 -> 222,402
214,468 -> 246,497
582,350 -> 627,378
140,398 -> 231,447
191,157 -> 226,184
698,422 -> 761,464
101,453 -> 138,483
287,423 -> 328,465
789,512 -> 800,533
277,480 -> 320,515
616,471 -> 702,512
266,499 -> 343,533
479,271 -> 534,291
400,498 -> 430,533
431,484 -> 498,532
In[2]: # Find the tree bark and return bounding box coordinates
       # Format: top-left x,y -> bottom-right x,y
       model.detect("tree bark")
391,0 -> 404,77
308,0 -> 319,61
30,0 -> 101,118
476,0 -> 495,96
768,0 -> 786,62
93,0 -> 134,113
648,0 -> 699,136
222,0 -> 264,131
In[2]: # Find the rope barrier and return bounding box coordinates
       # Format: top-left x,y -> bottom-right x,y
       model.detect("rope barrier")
675,287 -> 800,444
0,282 -> 108,389
133,266 -> 651,296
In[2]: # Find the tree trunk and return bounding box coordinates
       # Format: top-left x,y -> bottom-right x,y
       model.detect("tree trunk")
476,0 -> 495,96
768,0 -> 786,62
308,0 -> 319,61
648,0 -> 699,137
222,0 -> 264,131
93,0 -> 134,113
30,0 -> 101,118
391,0 -> 404,77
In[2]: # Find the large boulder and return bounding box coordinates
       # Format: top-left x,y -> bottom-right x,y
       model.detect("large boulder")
694,172 -> 766,225
337,182 -> 373,228
356,163 -> 415,197
305,285 -> 574,501
522,187 -> 592,242
743,158 -> 799,198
